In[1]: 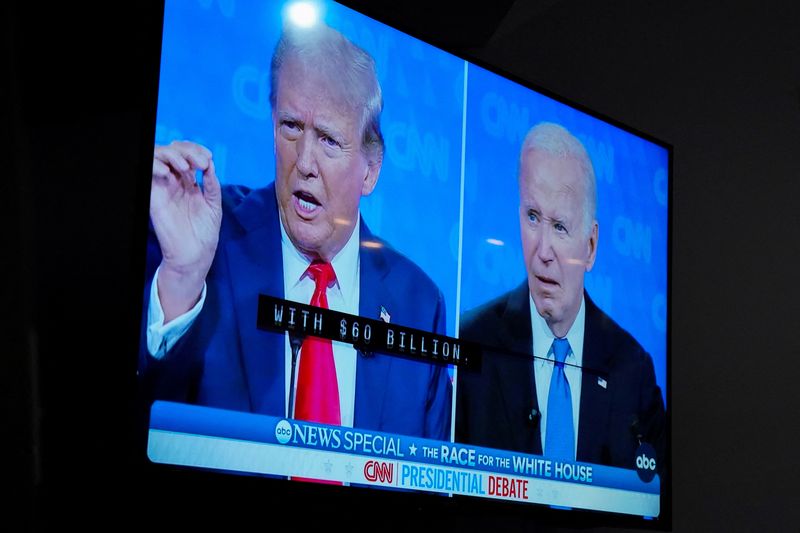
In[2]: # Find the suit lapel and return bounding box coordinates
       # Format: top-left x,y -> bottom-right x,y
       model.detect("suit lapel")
225,184 -> 287,415
497,282 -> 541,454
354,221 -> 392,428
577,293 -> 612,462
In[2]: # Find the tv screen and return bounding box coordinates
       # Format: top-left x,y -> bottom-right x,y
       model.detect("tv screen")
139,0 -> 670,526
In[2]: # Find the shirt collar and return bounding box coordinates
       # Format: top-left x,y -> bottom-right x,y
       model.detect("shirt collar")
530,292 -> 586,369
279,214 -> 361,297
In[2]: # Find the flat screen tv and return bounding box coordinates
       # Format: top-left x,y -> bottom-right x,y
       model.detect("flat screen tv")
138,0 -> 670,527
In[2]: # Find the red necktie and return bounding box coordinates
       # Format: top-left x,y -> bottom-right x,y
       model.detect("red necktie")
295,261 -> 341,425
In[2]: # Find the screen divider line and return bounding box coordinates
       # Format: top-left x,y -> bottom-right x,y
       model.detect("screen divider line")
451,59 -> 469,446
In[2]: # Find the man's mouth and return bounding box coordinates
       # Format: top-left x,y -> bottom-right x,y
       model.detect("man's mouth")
535,274 -> 559,287
293,190 -> 321,215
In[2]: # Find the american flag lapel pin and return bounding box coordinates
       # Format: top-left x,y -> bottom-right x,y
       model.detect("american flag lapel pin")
597,376 -> 608,389
379,306 -> 391,323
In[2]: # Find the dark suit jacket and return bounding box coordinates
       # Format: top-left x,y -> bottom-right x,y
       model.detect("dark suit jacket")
455,282 -> 666,471
140,182 -> 451,441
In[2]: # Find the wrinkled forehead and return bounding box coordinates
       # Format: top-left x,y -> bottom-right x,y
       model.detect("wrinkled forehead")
519,149 -> 588,199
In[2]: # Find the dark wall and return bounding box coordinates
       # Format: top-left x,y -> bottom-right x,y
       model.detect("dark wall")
6,2 -> 799,531
4,4 -> 162,530
467,2 -> 800,531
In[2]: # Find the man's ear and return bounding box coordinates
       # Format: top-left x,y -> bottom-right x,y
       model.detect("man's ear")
361,153 -> 382,196
585,220 -> 599,272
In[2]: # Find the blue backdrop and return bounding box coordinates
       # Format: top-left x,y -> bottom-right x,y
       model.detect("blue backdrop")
153,0 -> 668,399
460,64 -> 669,400
155,0 -> 464,336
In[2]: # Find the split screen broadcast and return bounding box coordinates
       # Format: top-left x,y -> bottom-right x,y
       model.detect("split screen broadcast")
140,0 -> 669,521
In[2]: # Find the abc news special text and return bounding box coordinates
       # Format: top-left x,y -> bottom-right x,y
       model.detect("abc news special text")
148,402 -> 660,516
275,418 -> 595,501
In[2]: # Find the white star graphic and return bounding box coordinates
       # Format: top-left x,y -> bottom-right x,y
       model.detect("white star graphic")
409,443 -> 417,456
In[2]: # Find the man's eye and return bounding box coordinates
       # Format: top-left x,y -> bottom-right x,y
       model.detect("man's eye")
282,120 -> 300,132
321,135 -> 340,149
554,222 -> 567,233
528,212 -> 539,223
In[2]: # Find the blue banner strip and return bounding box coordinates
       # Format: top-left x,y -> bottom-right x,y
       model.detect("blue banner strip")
150,401 -> 659,494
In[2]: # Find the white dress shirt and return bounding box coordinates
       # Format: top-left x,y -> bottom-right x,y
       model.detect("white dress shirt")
146,214 -> 362,428
530,295 -> 585,460
146,267 -> 206,358
280,219 -> 360,427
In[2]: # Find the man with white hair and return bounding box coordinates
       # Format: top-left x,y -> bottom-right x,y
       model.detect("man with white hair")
141,22 -> 451,442
456,123 -> 665,472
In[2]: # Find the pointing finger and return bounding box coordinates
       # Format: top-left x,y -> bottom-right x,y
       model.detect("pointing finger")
153,158 -> 174,181
169,140 -> 213,169
156,146 -> 191,173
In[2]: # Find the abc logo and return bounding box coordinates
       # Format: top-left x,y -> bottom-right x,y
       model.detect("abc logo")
275,420 -> 293,444
636,454 -> 656,470
634,443 -> 657,483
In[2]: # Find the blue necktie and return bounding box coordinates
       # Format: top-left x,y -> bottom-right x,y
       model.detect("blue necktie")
545,337 -> 574,460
